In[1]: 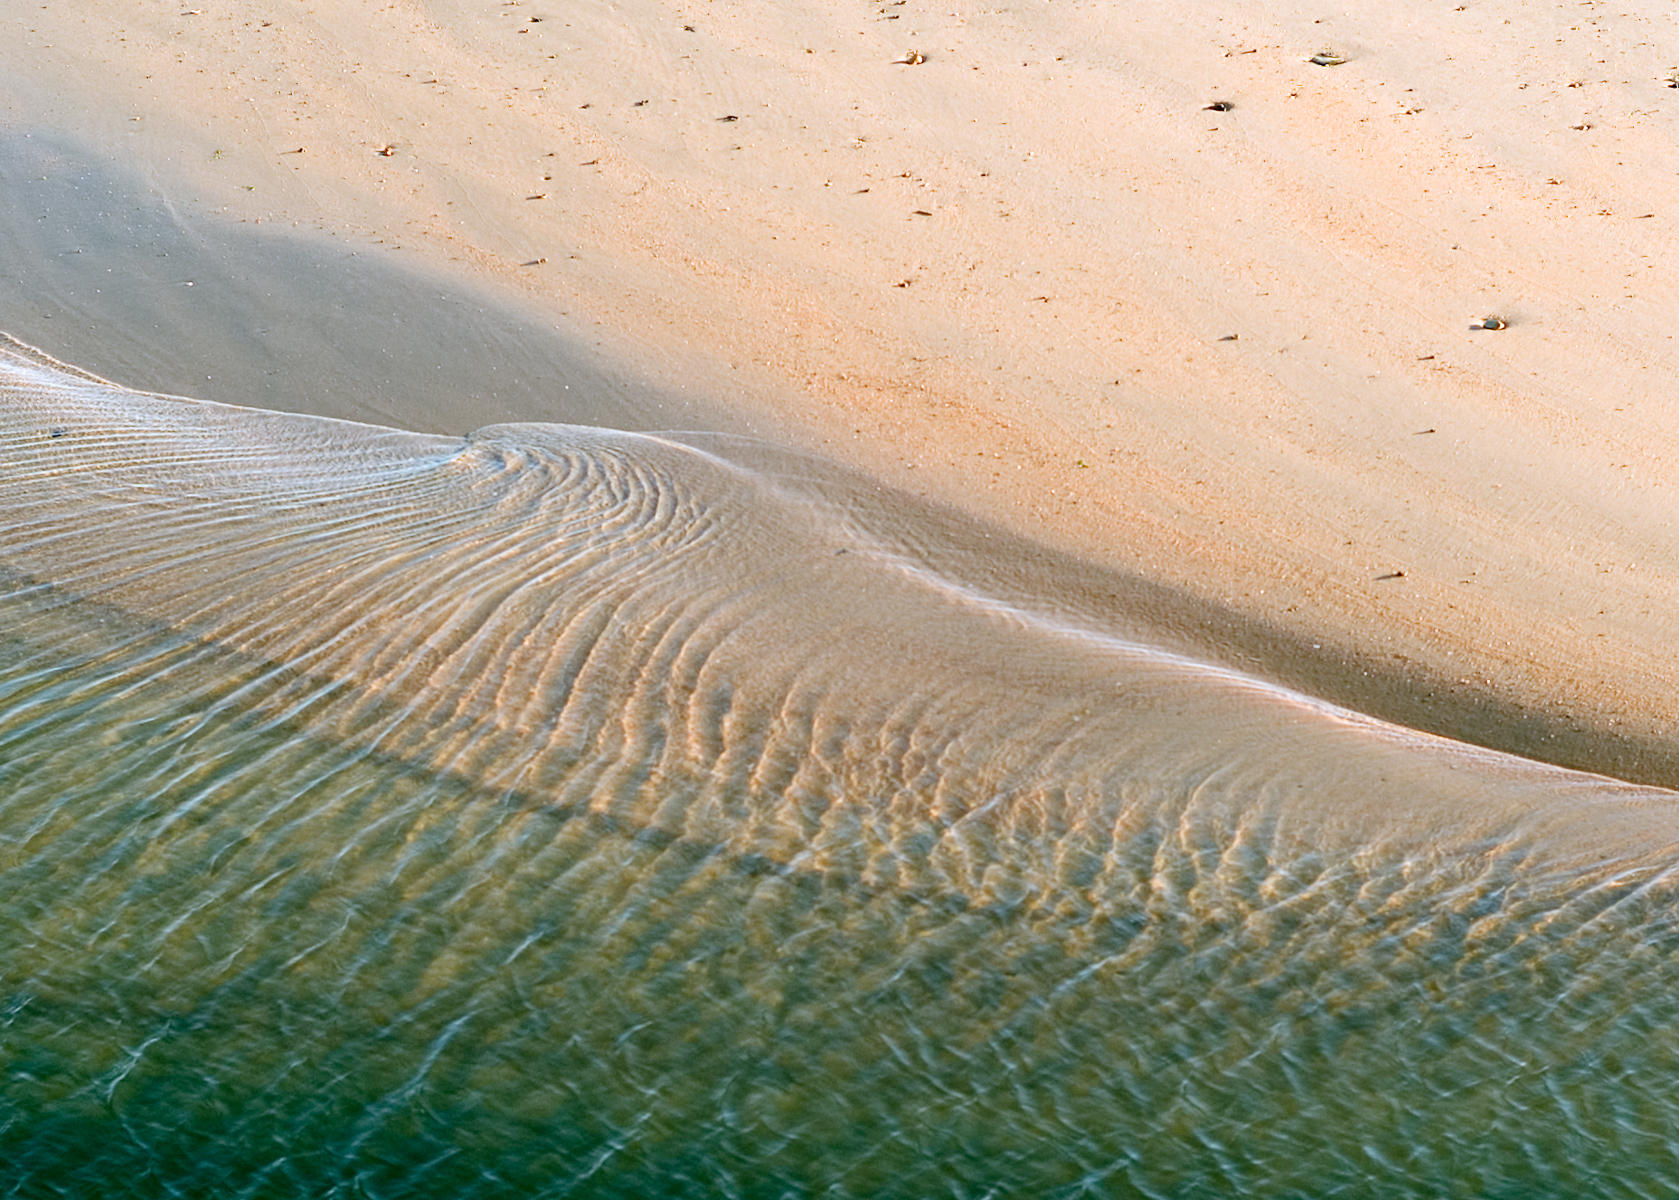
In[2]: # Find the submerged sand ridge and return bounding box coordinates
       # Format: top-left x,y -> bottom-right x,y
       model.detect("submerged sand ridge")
0,332 -> 1629,847
6,338 -> 1679,1193
3,0 -> 1678,776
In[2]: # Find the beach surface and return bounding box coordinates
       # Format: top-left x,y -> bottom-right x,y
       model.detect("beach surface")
4,0 -> 1678,781
8,334 -> 1679,1196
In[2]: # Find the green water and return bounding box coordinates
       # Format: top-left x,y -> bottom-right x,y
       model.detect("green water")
5,589 -> 1679,1199
5,339 -> 1679,1196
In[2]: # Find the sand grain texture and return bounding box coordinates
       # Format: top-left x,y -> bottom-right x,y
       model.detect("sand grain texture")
3,0 -> 1677,779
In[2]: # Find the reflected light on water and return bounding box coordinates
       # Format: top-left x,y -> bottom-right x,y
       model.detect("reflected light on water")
2,336 -> 1678,1197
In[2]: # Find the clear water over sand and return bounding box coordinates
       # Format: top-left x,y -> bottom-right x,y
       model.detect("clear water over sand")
4,338 -> 1679,1196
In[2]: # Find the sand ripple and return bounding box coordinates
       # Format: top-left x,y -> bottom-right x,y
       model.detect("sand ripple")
3,335 -> 1678,1196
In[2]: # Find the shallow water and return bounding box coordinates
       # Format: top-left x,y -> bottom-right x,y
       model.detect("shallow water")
3,336 -> 1679,1197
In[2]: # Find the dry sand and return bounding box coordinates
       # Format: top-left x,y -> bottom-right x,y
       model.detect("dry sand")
3,0 -> 1678,783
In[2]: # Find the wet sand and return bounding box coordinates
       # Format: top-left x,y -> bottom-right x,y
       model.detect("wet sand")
2,0 -> 1677,782
6,336 -> 1679,1194
0,132 -> 731,434
6,6 -> 1679,1189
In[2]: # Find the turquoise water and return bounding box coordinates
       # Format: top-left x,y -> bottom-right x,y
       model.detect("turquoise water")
4,338 -> 1679,1197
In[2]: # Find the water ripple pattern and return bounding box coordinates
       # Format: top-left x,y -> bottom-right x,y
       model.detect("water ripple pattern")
2,334 -> 1678,1197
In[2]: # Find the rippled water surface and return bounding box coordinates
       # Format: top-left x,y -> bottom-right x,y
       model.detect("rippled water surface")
4,336 -> 1679,1197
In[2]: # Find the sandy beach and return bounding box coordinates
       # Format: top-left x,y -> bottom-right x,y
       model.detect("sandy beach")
9,6 -> 1679,1191
10,325 -> 1679,1195
4,0 -> 1678,783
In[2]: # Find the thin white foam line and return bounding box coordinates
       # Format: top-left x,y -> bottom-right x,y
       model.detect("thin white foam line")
478,425 -> 1370,727
1,372 -> 1658,793
849,538 -> 1666,786
0,356 -> 464,446
587,428 -> 1617,780
863,538 -> 1371,714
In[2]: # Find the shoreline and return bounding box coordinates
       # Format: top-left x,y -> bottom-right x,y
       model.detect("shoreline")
4,0 -> 1678,785
6,323 -> 1675,790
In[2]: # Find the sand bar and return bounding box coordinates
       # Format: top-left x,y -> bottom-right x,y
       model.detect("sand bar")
3,0 -> 1678,782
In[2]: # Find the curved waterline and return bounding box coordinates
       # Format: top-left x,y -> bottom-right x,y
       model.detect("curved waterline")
2,335 -> 1677,1197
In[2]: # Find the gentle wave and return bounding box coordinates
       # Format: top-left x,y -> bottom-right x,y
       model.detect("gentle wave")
2,334 -> 1677,1197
